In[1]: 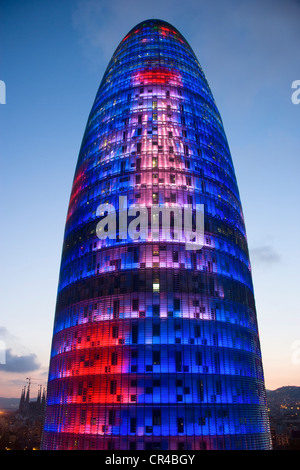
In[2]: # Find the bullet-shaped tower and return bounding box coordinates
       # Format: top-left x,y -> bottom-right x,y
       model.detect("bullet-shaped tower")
42,19 -> 271,450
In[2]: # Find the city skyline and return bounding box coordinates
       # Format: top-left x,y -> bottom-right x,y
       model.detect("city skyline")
0,0 -> 299,402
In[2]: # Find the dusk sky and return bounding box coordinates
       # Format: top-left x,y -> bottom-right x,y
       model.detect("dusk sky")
0,0 -> 299,399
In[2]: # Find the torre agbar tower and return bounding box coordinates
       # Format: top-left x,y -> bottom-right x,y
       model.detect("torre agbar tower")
42,19 -> 271,450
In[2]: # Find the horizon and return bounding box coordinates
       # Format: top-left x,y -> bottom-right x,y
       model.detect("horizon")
0,0 -> 299,399
2,384 -> 300,404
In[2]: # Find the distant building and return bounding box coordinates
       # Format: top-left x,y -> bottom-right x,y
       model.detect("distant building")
290,430 -> 300,450
19,385 -> 46,419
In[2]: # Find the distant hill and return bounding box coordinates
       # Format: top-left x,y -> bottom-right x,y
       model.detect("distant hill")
0,397 -> 20,410
266,386 -> 300,402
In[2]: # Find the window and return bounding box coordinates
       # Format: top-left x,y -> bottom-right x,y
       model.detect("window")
113,300 -> 119,318
176,351 -> 182,371
216,380 -> 222,395
130,417 -> 136,433
80,409 -> 86,424
197,379 -> 204,401
177,418 -> 184,433
110,380 -> 117,394
153,350 -> 160,365
153,281 -> 160,292
153,323 -> 160,336
153,305 -> 160,317
112,325 -> 118,338
133,247 -> 139,263
111,352 -> 118,365
196,351 -> 202,366
132,323 -> 138,344
131,350 -> 138,359
108,440 -> 114,450
195,325 -> 201,338
108,409 -> 115,425
152,409 -> 161,426
132,298 -> 139,311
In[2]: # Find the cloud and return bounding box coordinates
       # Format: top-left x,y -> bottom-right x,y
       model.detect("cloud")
250,245 -> 281,266
0,327 -> 41,373
0,349 -> 40,373
0,327 -> 15,341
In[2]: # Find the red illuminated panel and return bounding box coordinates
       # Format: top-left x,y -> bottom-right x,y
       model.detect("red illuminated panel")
66,164 -> 87,221
133,67 -> 182,86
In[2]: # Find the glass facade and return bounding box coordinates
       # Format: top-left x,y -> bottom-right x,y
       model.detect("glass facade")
41,19 -> 271,450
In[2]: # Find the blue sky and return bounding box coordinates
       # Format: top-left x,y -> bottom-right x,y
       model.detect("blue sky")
0,0 -> 299,398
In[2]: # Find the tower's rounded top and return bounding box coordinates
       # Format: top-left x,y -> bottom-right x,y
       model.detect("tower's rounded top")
128,18 -> 181,31
122,18 -> 186,44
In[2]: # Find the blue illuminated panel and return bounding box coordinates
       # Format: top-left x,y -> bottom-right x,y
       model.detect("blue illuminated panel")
41,19 -> 272,450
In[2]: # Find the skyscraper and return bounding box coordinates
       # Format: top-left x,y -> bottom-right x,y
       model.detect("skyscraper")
41,19 -> 271,450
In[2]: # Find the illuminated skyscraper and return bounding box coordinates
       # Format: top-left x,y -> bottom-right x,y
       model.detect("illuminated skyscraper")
42,19 -> 271,450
